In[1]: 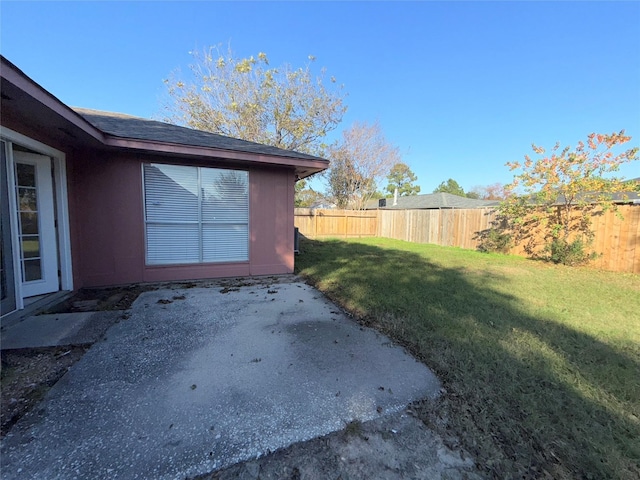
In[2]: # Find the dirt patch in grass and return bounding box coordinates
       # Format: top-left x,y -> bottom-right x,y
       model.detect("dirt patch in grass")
1,346 -> 88,437
46,277 -> 296,313
200,408 -> 482,480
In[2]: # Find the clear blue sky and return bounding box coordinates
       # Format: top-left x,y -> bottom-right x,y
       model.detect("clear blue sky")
2,1 -> 639,194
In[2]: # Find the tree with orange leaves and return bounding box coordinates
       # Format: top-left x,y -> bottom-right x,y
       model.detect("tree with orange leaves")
499,131 -> 638,265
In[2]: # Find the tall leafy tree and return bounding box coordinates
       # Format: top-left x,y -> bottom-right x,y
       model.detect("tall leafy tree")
433,178 -> 466,196
500,131 -> 638,264
163,45 -> 347,157
326,121 -> 400,209
385,163 -> 420,196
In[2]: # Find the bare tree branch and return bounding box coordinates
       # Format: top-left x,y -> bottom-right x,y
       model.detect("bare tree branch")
326,121 -> 400,209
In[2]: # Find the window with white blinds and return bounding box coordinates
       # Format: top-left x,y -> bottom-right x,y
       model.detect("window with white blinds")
143,164 -> 249,265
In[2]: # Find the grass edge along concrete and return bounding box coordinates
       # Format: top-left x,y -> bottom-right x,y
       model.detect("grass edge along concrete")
295,237 -> 640,480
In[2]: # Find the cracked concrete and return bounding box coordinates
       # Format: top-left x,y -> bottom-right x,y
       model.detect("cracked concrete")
1,280 -> 440,479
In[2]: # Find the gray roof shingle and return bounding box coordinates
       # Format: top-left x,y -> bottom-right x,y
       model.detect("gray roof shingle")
73,108 -> 327,162
366,187 -> 640,210
365,193 -> 500,210
554,190 -> 640,205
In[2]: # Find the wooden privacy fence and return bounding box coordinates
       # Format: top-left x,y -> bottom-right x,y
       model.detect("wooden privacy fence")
294,206 -> 640,273
588,205 -> 640,273
294,208 -> 378,238
378,208 -> 495,249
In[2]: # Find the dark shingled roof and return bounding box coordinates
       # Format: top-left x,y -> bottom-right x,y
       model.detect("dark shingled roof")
365,193 -> 500,210
73,108 -> 327,162
367,187 -> 640,211
554,190 -> 640,205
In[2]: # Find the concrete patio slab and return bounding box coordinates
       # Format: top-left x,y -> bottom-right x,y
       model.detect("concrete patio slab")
1,280 -> 440,479
1,311 -> 124,350
1,312 -> 94,349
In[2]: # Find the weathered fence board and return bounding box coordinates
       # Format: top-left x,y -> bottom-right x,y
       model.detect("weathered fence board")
294,208 -> 378,238
294,206 -> 640,273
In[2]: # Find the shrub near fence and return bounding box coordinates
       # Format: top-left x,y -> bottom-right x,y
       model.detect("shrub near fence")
294,206 -> 640,273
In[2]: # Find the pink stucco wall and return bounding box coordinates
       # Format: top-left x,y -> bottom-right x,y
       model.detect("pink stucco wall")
249,167 -> 295,276
69,151 -> 146,287
2,113 -> 296,288
69,153 -> 296,287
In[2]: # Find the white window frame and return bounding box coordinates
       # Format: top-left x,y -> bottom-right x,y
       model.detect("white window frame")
142,163 -> 250,266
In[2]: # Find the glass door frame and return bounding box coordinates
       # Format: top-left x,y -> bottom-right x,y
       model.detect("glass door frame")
13,151 -> 59,297
1,140 -> 17,315
0,126 -> 73,317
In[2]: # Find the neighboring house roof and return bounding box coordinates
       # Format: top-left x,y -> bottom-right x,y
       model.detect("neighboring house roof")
365,193 -> 500,210
0,55 -> 328,179
554,190 -> 640,205
517,181 -> 640,206
309,201 -> 337,209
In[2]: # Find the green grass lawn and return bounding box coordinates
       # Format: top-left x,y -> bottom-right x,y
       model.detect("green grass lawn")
295,237 -> 640,480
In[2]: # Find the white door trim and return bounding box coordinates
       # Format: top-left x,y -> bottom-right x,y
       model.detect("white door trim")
1,140 -> 19,314
52,153 -> 73,291
0,127 -> 73,310
14,152 -> 58,297
2,140 -> 23,312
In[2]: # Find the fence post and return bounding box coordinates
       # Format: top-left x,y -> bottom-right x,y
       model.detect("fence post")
298,206 -> 637,273
313,209 -> 318,238
344,210 -> 348,239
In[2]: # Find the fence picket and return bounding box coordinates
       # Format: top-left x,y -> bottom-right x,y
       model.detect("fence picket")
294,206 -> 640,273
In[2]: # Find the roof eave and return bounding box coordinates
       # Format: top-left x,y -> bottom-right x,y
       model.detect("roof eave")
0,56 -> 106,143
105,136 -> 329,177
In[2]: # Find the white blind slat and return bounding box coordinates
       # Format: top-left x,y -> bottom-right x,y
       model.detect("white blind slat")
146,224 -> 200,264
144,165 -> 198,222
201,169 -> 248,223
144,164 -> 249,265
202,225 -> 249,262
